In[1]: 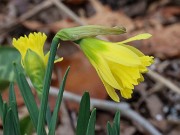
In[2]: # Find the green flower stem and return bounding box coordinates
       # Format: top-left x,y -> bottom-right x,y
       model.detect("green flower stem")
37,37 -> 60,135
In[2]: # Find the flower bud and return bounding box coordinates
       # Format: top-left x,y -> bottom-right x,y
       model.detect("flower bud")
56,25 -> 126,41
24,49 -> 45,95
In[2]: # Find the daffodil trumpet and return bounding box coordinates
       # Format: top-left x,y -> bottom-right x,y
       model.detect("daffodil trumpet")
13,32 -> 63,95
76,33 -> 154,102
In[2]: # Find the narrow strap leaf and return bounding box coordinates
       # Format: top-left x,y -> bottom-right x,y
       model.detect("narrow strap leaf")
13,63 -> 44,133
9,83 -> 21,135
76,92 -> 90,135
4,109 -> 16,135
0,94 -> 3,120
106,122 -> 113,135
3,102 -> 8,126
86,108 -> 96,135
113,111 -> 120,135
46,104 -> 52,128
37,38 -> 60,135
48,67 -> 70,135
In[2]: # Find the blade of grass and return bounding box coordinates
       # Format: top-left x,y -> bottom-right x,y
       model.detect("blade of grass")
37,38 -> 60,135
76,92 -> 90,135
9,83 -> 21,135
48,67 -> 70,135
86,108 -> 96,135
13,63 -> 46,134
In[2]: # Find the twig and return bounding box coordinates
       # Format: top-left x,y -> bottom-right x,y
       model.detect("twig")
52,0 -> 86,25
49,87 -> 162,135
148,70 -> 180,94
0,0 -> 53,34
58,101 -> 74,135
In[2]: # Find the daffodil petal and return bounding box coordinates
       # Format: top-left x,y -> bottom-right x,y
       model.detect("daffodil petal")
102,43 -> 141,66
44,51 -> 63,65
54,57 -> 63,63
13,37 -> 28,59
117,33 -> 152,44
44,51 -> 50,65
120,88 -> 133,99
13,32 -> 47,61
28,32 -> 47,58
80,38 -> 141,66
82,48 -> 121,90
96,68 -> 120,102
121,44 -> 145,57
109,62 -> 141,89
137,74 -> 144,83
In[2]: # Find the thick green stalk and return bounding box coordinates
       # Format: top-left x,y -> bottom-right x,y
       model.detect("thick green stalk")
37,37 -> 60,135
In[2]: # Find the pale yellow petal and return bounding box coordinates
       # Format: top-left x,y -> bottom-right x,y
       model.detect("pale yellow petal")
44,51 -> 50,65
28,32 -> 47,58
137,74 -> 144,83
13,37 -> 28,59
103,81 -> 120,102
121,44 -> 144,57
96,68 -> 120,102
102,43 -> 141,66
120,88 -> 133,99
109,61 -> 141,89
117,33 -> 152,44
139,56 -> 154,73
54,57 -> 63,63
81,45 -> 122,90
44,51 -> 63,65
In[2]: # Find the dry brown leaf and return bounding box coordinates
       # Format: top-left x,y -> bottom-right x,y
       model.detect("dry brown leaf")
22,20 -> 45,30
85,0 -> 135,31
141,24 -> 180,59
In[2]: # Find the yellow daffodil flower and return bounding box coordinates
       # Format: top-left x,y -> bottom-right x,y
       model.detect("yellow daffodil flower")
77,33 -> 154,102
12,32 -> 63,95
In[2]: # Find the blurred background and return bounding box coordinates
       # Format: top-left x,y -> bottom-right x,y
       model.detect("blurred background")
0,0 -> 180,134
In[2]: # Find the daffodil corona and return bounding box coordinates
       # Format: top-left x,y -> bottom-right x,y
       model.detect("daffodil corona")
77,33 -> 154,102
13,32 -> 62,95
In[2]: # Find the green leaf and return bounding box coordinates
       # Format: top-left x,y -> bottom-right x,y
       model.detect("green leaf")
0,94 -> 3,120
0,46 -> 21,90
48,67 -> 70,135
106,111 -> 120,135
20,115 -> 34,135
86,108 -> 96,135
13,63 -> 41,132
107,122 -> 113,135
113,111 -> 120,135
3,102 -> 8,126
76,92 -> 90,135
37,38 -> 59,135
4,109 -> 16,135
8,83 -> 21,135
